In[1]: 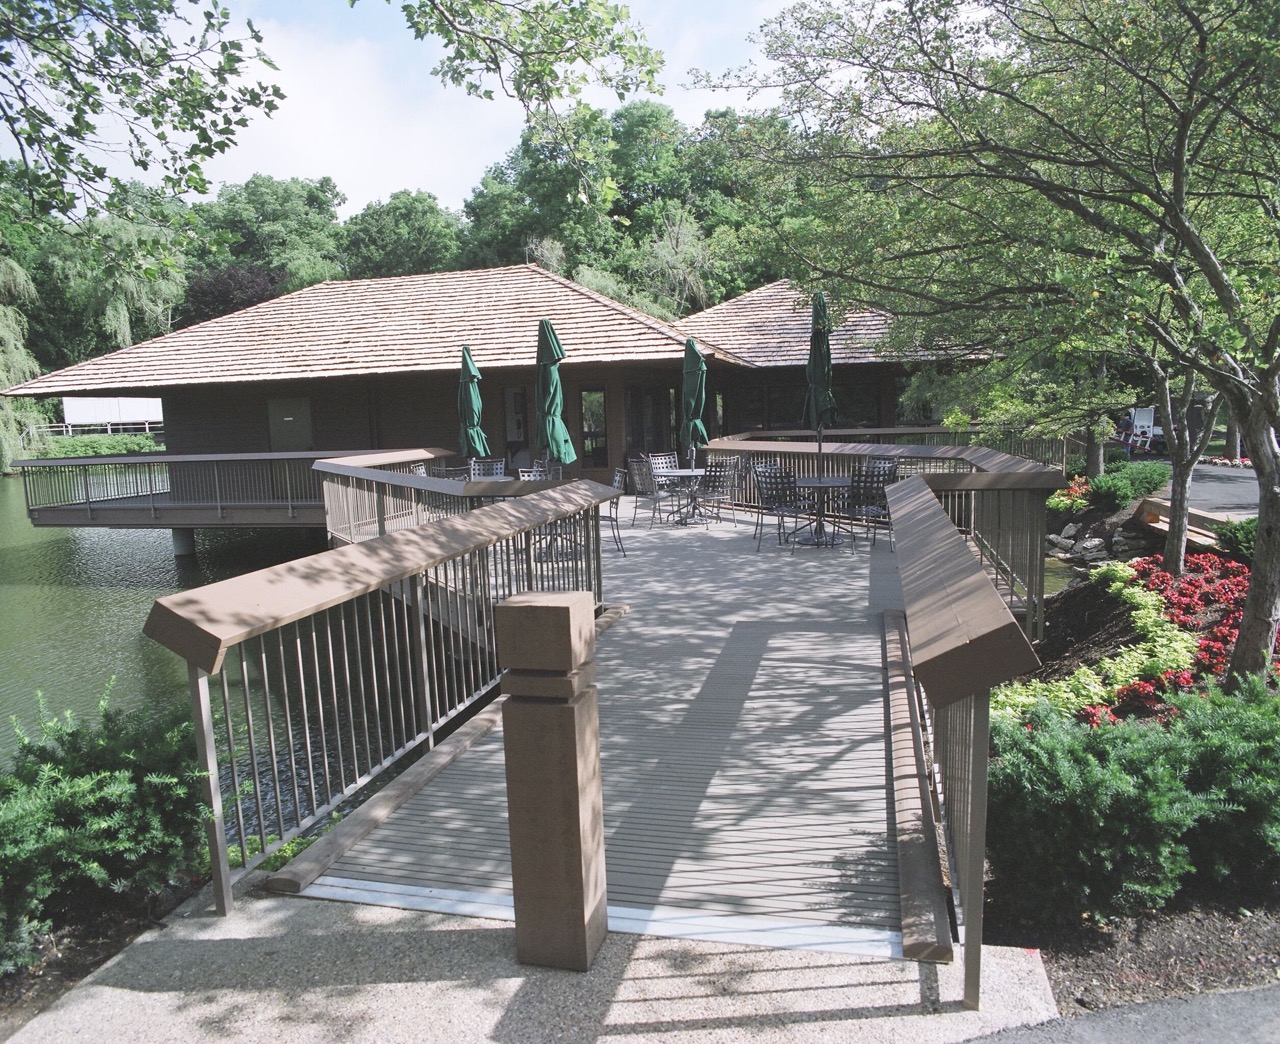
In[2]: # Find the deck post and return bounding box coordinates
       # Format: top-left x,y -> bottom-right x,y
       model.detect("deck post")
188,665 -> 232,915
172,527 -> 196,556
495,591 -> 607,972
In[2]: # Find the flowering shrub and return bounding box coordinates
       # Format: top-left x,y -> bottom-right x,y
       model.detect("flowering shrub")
991,561 -> 1197,720
1047,474 -> 1090,512
1205,456 -> 1253,468
1132,553 -> 1251,680
989,554 -> 1280,922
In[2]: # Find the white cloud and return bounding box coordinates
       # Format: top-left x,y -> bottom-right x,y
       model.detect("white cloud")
198,0 -> 791,215
199,15 -> 527,215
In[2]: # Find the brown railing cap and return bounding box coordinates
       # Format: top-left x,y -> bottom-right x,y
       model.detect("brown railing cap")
144,481 -> 615,675
887,477 -> 1040,708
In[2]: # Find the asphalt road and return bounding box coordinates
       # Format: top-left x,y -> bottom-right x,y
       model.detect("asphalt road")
1187,463 -> 1260,519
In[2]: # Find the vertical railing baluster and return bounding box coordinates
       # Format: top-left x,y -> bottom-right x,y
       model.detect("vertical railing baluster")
188,665 -> 232,915
237,644 -> 267,863
217,669 -> 248,872
293,623 -> 319,817
257,636 -> 288,842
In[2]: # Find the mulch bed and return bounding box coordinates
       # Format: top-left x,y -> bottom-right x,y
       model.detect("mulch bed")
987,882 -> 1280,1013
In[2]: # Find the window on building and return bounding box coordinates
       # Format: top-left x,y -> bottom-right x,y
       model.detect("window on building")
580,389 -> 608,467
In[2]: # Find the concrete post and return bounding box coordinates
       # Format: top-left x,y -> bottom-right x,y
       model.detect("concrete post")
171,527 -> 196,556
494,591 -> 607,972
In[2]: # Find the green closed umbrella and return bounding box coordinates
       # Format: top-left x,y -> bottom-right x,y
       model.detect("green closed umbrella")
802,291 -> 837,475
533,319 -> 577,465
680,338 -> 709,467
458,345 -> 491,458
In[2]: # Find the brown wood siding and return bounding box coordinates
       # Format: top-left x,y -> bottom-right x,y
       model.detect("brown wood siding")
162,389 -> 270,454
311,379 -> 375,451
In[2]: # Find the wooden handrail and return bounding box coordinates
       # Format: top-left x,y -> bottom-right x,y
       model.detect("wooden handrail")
887,477 -> 1040,705
11,450 -> 334,467
704,437 -> 1063,488
144,481 -> 616,674
885,475 -> 1040,1010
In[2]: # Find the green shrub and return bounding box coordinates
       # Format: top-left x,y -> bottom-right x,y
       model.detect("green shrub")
1113,460 -> 1171,498
9,695 -> 205,900
1087,461 -> 1170,511
39,434 -> 158,458
988,704 -> 1214,923
1212,516 -> 1256,563
0,778 -> 58,974
0,694 -> 206,972
1086,471 -> 1135,511
1174,678 -> 1280,890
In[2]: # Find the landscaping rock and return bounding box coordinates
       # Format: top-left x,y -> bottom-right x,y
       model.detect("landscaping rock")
1072,536 -> 1106,554
1047,534 -> 1075,550
1061,522 -> 1081,539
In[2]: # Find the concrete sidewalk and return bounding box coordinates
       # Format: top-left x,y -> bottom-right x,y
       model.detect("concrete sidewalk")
9,880 -> 1057,1043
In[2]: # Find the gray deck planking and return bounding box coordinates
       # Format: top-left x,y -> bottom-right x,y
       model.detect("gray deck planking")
310,520 -> 909,957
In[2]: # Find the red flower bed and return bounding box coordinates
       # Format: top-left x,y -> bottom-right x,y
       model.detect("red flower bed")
1130,552 -> 1253,677
1073,553 -> 1260,727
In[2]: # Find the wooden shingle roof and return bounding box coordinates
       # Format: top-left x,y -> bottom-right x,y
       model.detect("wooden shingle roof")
6,264 -> 747,397
676,280 -> 896,367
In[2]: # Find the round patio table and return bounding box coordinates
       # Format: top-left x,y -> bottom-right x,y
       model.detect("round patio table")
653,467 -> 706,526
795,475 -> 848,547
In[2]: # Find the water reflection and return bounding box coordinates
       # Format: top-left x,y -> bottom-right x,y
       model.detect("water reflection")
0,476 -> 323,763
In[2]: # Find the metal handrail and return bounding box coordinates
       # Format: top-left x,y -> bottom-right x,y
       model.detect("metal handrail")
314,451 -> 568,545
716,427 -> 1072,470
12,451 -> 331,516
144,482 -> 616,915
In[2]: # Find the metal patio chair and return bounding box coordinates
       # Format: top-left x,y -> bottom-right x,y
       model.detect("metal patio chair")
600,467 -> 628,554
699,455 -> 741,526
751,463 -> 808,551
627,456 -> 677,528
469,457 -> 506,479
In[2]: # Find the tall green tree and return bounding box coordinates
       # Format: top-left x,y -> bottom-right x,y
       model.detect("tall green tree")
737,0 -> 1280,679
343,190 -> 462,279
0,257 -> 41,469
189,174 -> 346,293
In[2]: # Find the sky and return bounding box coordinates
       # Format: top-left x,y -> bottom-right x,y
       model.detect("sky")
198,0 -> 791,217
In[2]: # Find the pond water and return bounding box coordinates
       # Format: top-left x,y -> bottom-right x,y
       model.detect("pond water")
0,476 -> 323,764
1043,555 -> 1076,597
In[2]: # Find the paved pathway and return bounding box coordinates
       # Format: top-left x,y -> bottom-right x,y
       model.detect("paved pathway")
1188,463 -> 1260,519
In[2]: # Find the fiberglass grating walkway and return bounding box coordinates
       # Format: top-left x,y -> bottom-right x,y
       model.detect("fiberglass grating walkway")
304,521 -> 906,958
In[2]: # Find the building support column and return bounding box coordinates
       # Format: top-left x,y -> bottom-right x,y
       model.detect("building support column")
171,527 -> 196,557
495,591 -> 607,972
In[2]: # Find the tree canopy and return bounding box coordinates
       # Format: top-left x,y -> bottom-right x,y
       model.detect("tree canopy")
735,0 -> 1280,676
369,0 -> 662,113
0,0 -> 283,220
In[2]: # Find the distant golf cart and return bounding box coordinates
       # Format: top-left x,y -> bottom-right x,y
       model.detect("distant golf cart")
1118,407 -> 1167,455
